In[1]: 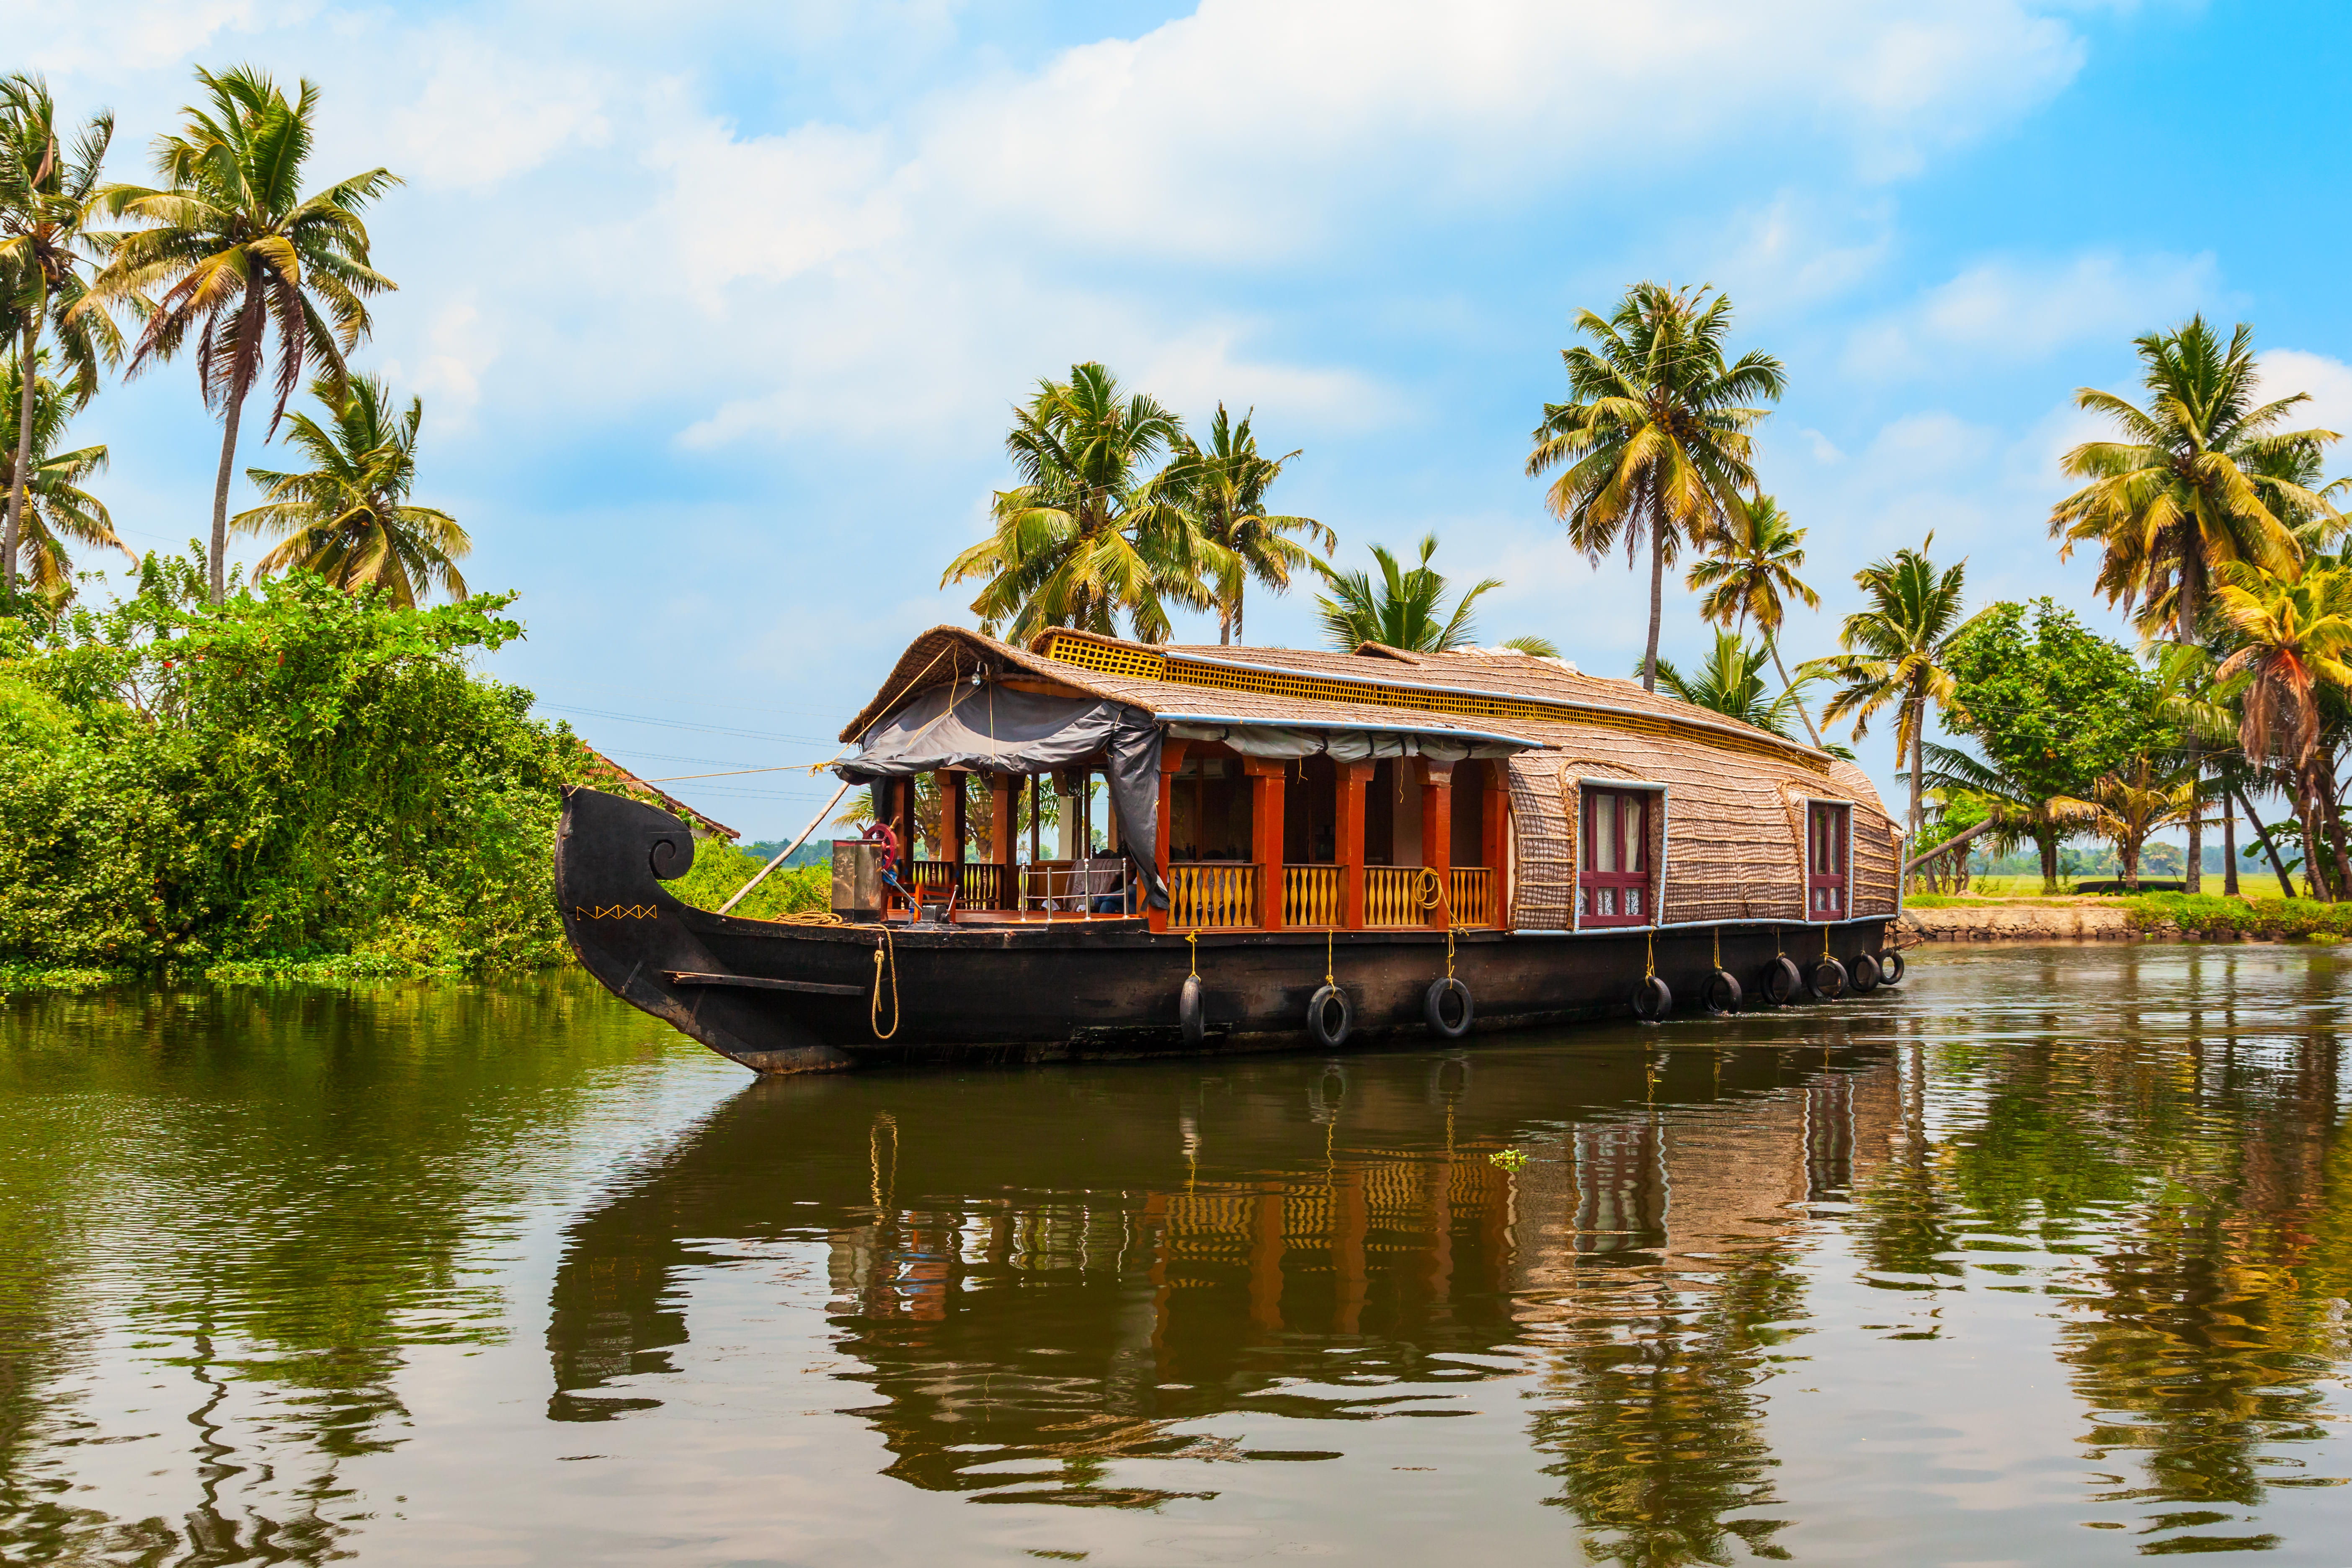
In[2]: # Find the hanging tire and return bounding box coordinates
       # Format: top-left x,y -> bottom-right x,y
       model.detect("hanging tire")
1879,949 -> 1906,985
1424,977 -> 1474,1039
1631,974 -> 1673,1021
1849,952 -> 1881,993
1759,955 -> 1802,1008
1307,984 -> 1353,1049
1179,973 -> 1205,1045
1809,957 -> 1849,1000
1703,968 -> 1744,1016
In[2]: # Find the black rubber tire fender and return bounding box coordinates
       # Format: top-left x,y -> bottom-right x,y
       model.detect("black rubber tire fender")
1809,957 -> 1849,1001
1703,968 -> 1744,1016
1179,973 -> 1205,1046
1759,955 -> 1803,1008
1424,976 -> 1474,1039
1632,973 -> 1673,1022
1879,949 -> 1906,985
1307,983 -> 1353,1049
1849,952 -> 1882,993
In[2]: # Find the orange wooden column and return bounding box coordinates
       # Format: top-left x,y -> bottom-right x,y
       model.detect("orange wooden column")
1420,759 -> 1452,929
1336,759 -> 1372,930
988,774 -> 1016,907
943,771 -> 967,867
1483,767 -> 1511,927
1243,757 -> 1287,930
1148,740 -> 1191,933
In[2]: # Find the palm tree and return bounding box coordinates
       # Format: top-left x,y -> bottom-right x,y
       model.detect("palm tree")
944,362 -> 1208,644
1314,534 -> 1558,656
1159,404 -> 1331,645
1650,631 -> 1810,739
2052,317 -> 2340,893
1685,491 -> 1823,744
0,74 -> 120,603
2209,559 -> 2352,899
1918,744 -> 2097,895
232,373 -> 469,606
89,66 -> 398,604
1526,281 -> 1785,692
0,348 -> 130,598
1800,543 -> 1984,853
2056,754 -> 2197,891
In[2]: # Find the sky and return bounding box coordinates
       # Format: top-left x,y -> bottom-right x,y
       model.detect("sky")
15,0 -> 2352,840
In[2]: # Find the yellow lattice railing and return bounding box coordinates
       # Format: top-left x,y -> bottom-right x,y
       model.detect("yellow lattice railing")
1283,864 -> 1342,927
1450,867 -> 1493,928
1038,631 -> 1827,774
1364,866 -> 1426,927
1169,863 -> 1258,929
959,863 -> 1005,910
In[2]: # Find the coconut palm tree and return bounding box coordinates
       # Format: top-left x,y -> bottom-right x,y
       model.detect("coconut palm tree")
1685,491 -> 1822,744
1917,744 -> 2097,895
0,74 -> 120,603
2052,318 -> 2340,892
1314,534 -> 1558,656
1650,631 -> 1809,739
89,66 -> 398,604
1800,543 -> 1985,852
2055,754 -> 2198,892
1158,403 -> 1331,645
0,348 -> 130,599
2209,559 -> 2352,899
232,373 -> 469,607
944,362 -> 1210,644
1526,281 -> 1785,692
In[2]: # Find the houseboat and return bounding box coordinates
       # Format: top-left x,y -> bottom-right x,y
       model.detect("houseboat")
556,627 -> 1906,1075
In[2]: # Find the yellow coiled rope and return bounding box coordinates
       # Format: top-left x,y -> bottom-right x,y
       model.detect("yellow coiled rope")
869,924 -> 900,1039
1414,866 -> 1458,981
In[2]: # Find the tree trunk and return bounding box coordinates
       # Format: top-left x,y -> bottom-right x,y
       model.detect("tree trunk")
2229,783 -> 2297,899
2039,828 -> 2061,895
2223,797 -> 2239,895
2183,750 -> 2203,895
2318,752 -> 2352,902
1641,511 -> 1663,693
1218,602 -> 1232,646
2294,774 -> 2330,902
1767,637 -> 1824,747
209,389 -> 246,605
1906,691 -> 1925,855
2122,835 -> 2140,891
3,309 -> 41,601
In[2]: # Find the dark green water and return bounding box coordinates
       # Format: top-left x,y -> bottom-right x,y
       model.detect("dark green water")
2,947 -> 2348,1565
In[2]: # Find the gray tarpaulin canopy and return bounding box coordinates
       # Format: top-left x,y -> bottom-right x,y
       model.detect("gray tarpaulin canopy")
838,682 -> 1168,907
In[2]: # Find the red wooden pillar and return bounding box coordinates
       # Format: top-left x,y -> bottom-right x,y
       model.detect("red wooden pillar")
988,774 -> 1016,873
1148,740 -> 1190,934
1243,757 -> 1287,930
943,771 -> 967,868
1336,759 -> 1372,930
1420,759 -> 1452,929
1483,767 -> 1511,928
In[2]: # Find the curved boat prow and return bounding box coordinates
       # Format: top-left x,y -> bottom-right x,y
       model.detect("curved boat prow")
554,786 -> 856,1074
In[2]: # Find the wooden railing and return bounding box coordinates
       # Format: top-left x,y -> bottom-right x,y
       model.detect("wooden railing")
905,860 -> 1009,909
1283,864 -> 1342,927
1364,865 -> 1429,927
1168,863 -> 1258,929
1449,867 -> 1493,927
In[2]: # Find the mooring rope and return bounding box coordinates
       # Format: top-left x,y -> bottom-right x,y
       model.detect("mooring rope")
1325,928 -> 1335,988
1414,865 -> 1458,982
1187,929 -> 1199,981
1645,928 -> 1657,982
869,925 -> 901,1040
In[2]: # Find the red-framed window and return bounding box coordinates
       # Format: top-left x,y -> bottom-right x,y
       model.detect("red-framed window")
1808,802 -> 1849,920
1579,788 -> 1655,927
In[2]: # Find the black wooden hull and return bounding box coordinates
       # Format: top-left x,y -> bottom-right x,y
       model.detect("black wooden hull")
556,787 -> 1898,1075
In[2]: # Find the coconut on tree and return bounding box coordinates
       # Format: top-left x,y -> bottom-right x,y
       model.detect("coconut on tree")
0,73 -> 121,604
1526,281 -> 1784,692
88,66 -> 398,604
232,373 -> 469,607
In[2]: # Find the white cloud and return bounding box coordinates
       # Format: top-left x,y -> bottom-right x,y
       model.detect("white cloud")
391,42 -> 610,190
1845,250 -> 2222,377
2259,349 -> 2352,448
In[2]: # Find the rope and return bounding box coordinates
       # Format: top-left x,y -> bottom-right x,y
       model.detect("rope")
774,910 -> 846,926
1325,928 -> 1334,988
1823,924 -> 1832,961
1712,925 -> 1721,969
1416,865 -> 1457,981
1645,928 -> 1656,981
1187,929 -> 1199,981
870,926 -> 901,1040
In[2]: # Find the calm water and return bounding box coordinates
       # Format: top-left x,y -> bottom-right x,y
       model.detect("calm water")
3,949 -> 2349,1565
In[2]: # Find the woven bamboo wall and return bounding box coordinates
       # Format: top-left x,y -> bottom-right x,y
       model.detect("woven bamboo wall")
1506,752 -> 1575,930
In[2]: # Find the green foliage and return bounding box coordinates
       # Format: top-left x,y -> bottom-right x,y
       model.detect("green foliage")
1650,629 -> 1809,738
0,552 -> 597,972
1313,533 -> 1550,653
2122,892 -> 2352,941
1944,599 -> 2161,802
665,837 -> 831,920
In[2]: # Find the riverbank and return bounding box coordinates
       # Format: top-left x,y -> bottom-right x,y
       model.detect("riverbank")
1903,891 -> 2352,943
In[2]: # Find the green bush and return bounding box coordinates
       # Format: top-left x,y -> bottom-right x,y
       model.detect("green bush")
666,838 -> 832,919
0,554 -> 605,974
2122,892 -> 2352,941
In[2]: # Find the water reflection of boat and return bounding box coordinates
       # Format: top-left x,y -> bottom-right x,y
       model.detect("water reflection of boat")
559,628 -> 1906,1074
544,1040 -> 1901,1511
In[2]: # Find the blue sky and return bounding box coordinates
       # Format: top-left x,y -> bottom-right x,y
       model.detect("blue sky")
18,0 -> 2352,838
